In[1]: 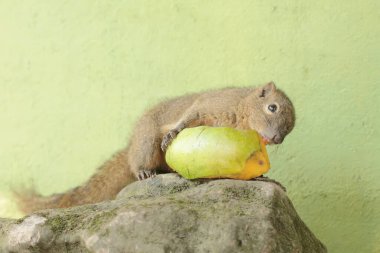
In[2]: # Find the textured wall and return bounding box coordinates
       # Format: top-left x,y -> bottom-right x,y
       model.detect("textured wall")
0,1 -> 379,252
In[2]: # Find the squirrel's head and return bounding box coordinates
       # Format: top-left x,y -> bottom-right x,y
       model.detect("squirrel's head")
246,82 -> 295,144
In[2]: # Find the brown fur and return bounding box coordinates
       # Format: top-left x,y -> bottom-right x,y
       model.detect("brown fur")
15,82 -> 295,214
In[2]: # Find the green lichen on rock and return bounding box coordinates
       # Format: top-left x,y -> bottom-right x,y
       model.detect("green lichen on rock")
87,210 -> 118,233
45,213 -> 82,234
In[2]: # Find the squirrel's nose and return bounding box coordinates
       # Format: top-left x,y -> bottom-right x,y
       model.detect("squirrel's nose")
272,135 -> 284,144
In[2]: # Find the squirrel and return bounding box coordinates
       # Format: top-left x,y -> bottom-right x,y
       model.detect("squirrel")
15,81 -> 295,214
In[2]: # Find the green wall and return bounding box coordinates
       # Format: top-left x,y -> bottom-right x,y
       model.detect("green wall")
0,1 -> 379,252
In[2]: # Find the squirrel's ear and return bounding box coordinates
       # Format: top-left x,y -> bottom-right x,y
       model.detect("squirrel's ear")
256,81 -> 277,98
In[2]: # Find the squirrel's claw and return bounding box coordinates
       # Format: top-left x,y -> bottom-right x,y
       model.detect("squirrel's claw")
161,129 -> 178,152
137,170 -> 157,180
253,175 -> 287,192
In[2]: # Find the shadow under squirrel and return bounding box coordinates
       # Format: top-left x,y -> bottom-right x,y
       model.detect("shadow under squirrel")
15,82 -> 295,214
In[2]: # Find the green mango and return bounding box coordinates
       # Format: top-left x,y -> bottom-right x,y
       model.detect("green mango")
165,126 -> 269,179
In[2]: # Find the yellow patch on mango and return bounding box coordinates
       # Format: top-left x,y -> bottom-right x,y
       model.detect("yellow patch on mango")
226,137 -> 270,180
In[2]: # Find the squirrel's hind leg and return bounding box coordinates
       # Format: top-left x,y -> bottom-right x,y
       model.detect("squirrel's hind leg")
128,117 -> 165,180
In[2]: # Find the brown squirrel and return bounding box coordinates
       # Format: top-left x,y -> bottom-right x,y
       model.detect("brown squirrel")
15,81 -> 295,214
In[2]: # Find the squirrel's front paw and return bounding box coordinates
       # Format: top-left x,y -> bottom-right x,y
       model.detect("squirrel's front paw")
253,176 -> 287,192
161,129 -> 179,152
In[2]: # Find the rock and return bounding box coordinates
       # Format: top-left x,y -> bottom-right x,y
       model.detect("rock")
0,174 -> 327,253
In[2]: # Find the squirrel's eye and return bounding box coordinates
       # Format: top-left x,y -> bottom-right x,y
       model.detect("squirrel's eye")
268,104 -> 277,113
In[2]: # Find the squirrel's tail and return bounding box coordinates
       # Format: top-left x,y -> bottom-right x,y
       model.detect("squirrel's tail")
14,147 -> 136,214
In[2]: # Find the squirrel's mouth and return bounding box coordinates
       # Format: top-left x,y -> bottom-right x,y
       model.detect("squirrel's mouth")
259,134 -> 271,145
259,133 -> 276,145
260,133 -> 284,145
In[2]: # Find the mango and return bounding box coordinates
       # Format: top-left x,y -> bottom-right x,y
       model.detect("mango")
165,126 -> 270,180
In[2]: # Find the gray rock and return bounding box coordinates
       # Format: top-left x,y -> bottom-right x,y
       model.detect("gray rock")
0,173 -> 327,253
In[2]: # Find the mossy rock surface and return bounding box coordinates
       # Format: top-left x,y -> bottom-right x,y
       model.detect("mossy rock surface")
1,174 -> 327,253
